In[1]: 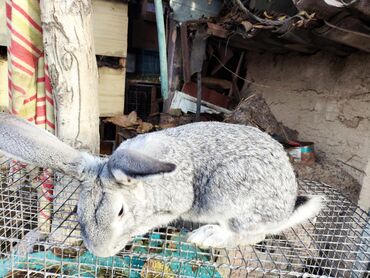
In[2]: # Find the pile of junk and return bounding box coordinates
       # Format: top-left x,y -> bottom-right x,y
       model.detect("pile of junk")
107,0 -> 368,201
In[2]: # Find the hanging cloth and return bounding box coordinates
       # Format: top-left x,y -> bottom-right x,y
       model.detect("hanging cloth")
6,0 -> 55,232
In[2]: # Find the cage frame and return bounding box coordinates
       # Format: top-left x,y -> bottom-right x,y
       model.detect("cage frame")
0,157 -> 369,277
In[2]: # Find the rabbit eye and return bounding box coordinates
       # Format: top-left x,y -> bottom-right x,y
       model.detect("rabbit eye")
118,206 -> 124,217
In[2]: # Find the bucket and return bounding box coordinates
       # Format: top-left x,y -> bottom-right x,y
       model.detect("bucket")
287,142 -> 315,164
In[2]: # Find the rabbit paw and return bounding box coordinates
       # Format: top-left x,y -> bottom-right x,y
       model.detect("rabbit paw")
187,225 -> 232,248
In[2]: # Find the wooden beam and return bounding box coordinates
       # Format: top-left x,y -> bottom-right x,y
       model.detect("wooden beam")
180,23 -> 191,83
206,22 -> 228,38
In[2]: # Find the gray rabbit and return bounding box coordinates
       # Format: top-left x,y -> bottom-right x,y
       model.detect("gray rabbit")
0,113 -> 322,257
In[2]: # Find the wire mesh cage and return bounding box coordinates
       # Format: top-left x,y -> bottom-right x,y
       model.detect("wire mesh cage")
0,156 -> 369,277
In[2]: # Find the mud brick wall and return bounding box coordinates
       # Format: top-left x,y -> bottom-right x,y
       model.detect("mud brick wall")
243,51 -> 370,209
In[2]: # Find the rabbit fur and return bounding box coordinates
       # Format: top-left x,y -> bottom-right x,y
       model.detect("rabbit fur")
0,113 -> 322,257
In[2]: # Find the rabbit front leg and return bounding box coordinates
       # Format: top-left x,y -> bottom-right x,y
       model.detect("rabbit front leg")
187,224 -> 235,248
187,225 -> 266,248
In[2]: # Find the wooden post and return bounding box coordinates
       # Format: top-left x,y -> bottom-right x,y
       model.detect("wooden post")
180,23 -> 191,84
40,0 -> 99,244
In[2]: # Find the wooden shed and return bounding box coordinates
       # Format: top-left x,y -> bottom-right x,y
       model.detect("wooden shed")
0,0 -> 128,116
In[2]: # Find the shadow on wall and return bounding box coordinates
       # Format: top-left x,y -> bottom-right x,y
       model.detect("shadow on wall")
243,51 -> 370,208
359,162 -> 370,210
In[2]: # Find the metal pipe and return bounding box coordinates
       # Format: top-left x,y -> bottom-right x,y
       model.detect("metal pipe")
154,0 -> 169,100
196,72 -> 202,121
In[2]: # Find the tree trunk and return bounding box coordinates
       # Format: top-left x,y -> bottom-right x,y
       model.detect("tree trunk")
40,0 -> 99,245
40,1 -> 99,153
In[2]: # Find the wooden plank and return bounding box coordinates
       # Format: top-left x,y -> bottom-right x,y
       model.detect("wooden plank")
0,58 -> 7,112
0,0 -> 6,46
150,85 -> 159,115
92,0 -> 128,57
98,66 -> 125,117
1,1 -> 129,58
180,23 -> 191,84
206,22 -> 228,38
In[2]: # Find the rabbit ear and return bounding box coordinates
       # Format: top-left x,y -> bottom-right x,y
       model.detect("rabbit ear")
0,113 -> 89,178
107,148 -> 176,181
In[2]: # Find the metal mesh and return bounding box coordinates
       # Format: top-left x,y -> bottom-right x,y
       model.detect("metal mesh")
0,157 -> 369,277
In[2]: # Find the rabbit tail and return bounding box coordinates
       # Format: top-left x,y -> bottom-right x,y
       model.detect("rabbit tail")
269,195 -> 324,234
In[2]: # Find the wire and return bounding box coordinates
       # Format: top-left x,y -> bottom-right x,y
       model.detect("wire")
339,0 -> 360,6
211,54 -> 270,88
324,20 -> 370,39
233,0 -> 306,27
